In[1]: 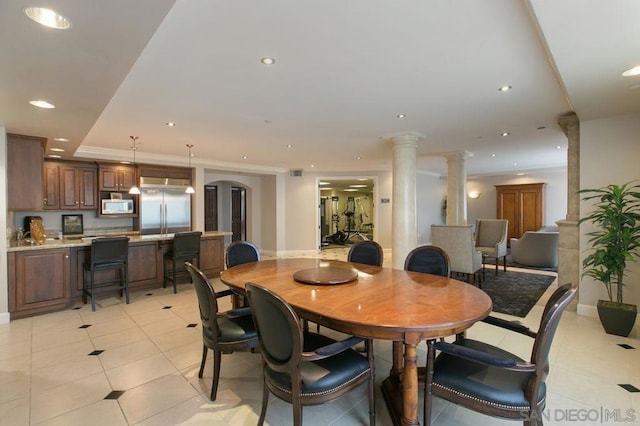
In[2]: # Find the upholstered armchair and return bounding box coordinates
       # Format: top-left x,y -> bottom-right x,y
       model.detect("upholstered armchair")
431,225 -> 483,286
474,219 -> 508,275
510,231 -> 559,268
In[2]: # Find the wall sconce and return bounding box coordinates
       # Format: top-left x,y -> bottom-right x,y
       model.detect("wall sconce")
468,191 -> 480,199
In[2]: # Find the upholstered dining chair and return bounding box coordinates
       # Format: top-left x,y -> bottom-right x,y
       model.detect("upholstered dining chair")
474,219 -> 509,275
83,236 -> 130,311
347,240 -> 384,266
430,225 -> 483,286
164,231 -> 202,293
404,245 -> 450,277
185,262 -> 258,401
424,283 -> 577,425
225,240 -> 260,268
245,282 -> 375,426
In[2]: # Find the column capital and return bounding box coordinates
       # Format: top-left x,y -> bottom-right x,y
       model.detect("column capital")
382,130 -> 425,146
442,150 -> 472,162
558,112 -> 579,137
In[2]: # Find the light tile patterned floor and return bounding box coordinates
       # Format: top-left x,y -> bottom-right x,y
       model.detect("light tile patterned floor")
0,248 -> 638,425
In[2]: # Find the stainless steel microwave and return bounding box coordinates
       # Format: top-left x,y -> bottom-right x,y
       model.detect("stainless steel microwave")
101,199 -> 134,215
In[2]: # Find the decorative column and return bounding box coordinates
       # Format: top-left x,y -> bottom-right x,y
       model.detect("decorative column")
390,132 -> 423,270
444,151 -> 469,225
557,112 -> 580,311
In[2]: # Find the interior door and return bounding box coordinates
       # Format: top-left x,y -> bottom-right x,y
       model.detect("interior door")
231,186 -> 245,241
205,185 -> 218,231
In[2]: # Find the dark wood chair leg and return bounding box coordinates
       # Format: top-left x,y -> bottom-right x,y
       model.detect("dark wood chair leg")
211,349 -> 222,401
257,377 -> 269,426
198,345 -> 208,378
423,339 -> 436,425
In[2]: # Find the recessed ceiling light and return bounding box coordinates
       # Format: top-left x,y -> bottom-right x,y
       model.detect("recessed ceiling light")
491,153 -> 496,157
53,137 -> 69,142
319,182 -> 330,185
516,173 -> 525,176
556,145 -> 562,149
242,155 -> 248,160
397,114 -> 406,119
355,156 -> 361,160
357,178 -> 368,181
343,189 -> 358,192
286,144 -> 293,148
622,65 -> 640,77
30,100 -> 55,109
350,184 -> 368,188
48,154 -> 61,159
24,7 -> 71,29
260,57 -> 275,65
120,161 -> 131,165
498,85 -> 512,92
513,162 -> 518,166
501,132 -> 510,137
50,148 -> 64,152
166,122 -> 176,127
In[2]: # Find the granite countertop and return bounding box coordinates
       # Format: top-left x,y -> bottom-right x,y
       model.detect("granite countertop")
7,231 -> 232,252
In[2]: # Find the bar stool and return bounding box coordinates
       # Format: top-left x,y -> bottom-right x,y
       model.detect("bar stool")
164,231 -> 202,293
83,237 -> 130,311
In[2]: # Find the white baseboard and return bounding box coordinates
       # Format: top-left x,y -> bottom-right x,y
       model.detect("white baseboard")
0,312 -> 10,324
577,304 -> 598,318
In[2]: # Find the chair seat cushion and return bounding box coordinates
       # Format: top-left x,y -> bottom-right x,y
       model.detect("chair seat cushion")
433,339 -> 545,410
266,332 -> 370,397
207,314 -> 256,343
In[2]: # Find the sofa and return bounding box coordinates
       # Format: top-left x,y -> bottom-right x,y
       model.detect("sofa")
509,230 -> 559,268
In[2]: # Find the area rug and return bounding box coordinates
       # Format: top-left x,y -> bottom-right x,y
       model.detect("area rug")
483,253 -> 557,272
476,270 -> 556,317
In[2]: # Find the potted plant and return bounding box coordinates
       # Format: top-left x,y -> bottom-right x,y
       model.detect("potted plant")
579,181 -> 640,337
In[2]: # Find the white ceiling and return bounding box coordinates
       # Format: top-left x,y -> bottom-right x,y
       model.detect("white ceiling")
1,1 -> 639,177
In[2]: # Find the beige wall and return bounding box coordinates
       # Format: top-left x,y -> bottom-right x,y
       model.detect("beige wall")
417,172 -> 446,244
579,112 -> 640,312
1,129 -> 8,322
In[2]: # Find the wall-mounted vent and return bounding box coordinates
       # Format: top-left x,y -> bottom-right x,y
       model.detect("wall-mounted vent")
289,169 -> 303,177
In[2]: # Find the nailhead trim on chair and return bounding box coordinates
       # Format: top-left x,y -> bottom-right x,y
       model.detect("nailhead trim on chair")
269,369 -> 370,397
433,383 -> 545,411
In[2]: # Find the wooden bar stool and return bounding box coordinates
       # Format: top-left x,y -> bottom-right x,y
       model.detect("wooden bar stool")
164,231 -> 202,293
83,237 -> 130,311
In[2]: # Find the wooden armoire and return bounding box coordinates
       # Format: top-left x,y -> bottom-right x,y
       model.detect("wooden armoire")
495,183 -> 545,243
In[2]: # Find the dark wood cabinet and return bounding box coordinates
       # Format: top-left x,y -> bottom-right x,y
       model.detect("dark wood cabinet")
43,162 -> 60,210
8,249 -> 71,317
138,164 -> 192,180
199,235 -> 225,277
99,164 -> 137,192
7,134 -> 45,210
496,183 -> 545,242
59,164 -> 98,210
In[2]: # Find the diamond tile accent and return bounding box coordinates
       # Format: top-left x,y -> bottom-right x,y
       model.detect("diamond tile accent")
619,384 -> 640,393
163,306 -> 172,309
89,350 -> 104,356
617,343 -> 635,349
72,306 -> 82,310
187,323 -> 198,328
146,293 -> 153,296
78,324 -> 92,329
104,390 -> 126,400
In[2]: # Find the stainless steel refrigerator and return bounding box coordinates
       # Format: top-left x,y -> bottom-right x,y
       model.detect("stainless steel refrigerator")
140,177 -> 192,235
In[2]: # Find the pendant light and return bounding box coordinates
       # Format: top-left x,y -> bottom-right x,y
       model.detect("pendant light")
129,136 -> 141,195
185,144 -> 195,194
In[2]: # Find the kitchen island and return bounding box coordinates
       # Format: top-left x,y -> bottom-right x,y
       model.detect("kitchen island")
7,231 -> 231,318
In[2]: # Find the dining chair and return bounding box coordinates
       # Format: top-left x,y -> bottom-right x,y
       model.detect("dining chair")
225,240 -> 260,268
430,225 -> 483,285
164,231 -> 202,293
245,282 -> 375,426
403,245 -> 450,277
424,283 -> 577,425
347,240 -> 384,266
83,236 -> 130,311
185,262 -> 258,401
474,219 -> 509,275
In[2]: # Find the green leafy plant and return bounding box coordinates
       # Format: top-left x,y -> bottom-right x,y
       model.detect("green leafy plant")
579,181 -> 640,303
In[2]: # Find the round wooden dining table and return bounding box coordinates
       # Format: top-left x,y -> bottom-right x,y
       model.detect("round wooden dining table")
220,258 -> 492,425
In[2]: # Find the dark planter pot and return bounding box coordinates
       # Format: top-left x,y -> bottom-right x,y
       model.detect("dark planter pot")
597,300 -> 638,337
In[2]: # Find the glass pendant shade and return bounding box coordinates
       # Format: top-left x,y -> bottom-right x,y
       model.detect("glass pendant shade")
129,136 -> 140,194
186,144 -> 195,194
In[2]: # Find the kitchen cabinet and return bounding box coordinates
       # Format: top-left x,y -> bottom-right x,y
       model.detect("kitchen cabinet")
138,164 -> 192,181
496,183 -> 545,242
99,163 -> 137,192
199,235 -> 225,277
43,161 -> 60,210
8,249 -> 71,318
59,163 -> 98,210
7,134 -> 45,210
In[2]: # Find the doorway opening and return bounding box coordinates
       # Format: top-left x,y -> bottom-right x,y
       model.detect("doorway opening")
204,182 -> 247,242
319,178 -> 375,250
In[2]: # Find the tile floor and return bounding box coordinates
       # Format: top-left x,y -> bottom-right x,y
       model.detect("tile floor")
0,248 -> 638,425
